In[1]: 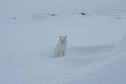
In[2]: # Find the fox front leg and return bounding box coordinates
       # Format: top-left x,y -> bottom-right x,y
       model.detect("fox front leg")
60,50 -> 63,56
62,51 -> 65,56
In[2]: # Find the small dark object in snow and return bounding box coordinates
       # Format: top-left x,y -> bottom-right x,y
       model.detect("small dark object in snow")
48,14 -> 55,16
14,17 -> 16,19
80,13 -> 85,15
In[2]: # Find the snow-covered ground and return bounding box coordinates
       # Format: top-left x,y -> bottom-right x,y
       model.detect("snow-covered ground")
0,0 -> 126,84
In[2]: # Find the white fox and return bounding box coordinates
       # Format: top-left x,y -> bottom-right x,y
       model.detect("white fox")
53,35 -> 67,57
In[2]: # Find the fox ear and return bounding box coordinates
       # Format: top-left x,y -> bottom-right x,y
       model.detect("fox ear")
65,35 -> 67,38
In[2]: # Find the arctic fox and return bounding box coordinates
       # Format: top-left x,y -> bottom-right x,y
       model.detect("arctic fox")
53,35 -> 67,57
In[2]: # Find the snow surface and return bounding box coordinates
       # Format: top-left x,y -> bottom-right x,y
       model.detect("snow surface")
0,0 -> 126,84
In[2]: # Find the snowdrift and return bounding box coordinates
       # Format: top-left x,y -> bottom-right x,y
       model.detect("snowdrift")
60,34 -> 126,84
111,34 -> 126,55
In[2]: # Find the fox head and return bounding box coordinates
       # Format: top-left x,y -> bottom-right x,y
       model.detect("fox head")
59,35 -> 67,44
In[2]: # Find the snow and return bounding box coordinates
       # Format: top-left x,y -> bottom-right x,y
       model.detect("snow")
65,34 -> 126,84
0,0 -> 126,84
